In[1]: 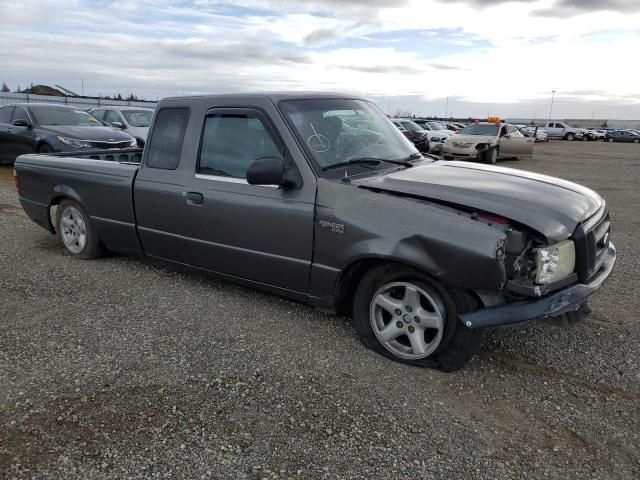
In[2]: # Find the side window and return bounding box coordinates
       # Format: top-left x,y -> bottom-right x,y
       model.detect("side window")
91,110 -> 105,121
104,110 -> 122,124
146,108 -> 190,170
0,106 -> 13,124
12,106 -> 30,123
198,114 -> 282,179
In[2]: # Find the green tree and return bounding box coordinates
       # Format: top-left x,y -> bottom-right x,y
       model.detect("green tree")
116,93 -> 123,101
1,81 -> 10,92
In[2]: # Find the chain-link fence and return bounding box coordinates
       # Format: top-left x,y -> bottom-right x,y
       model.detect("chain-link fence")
0,92 -> 157,109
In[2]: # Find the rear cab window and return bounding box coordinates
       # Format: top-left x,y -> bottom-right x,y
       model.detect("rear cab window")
145,108 -> 190,170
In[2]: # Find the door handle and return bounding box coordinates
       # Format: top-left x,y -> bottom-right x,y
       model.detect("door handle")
184,191 -> 204,206
6,128 -> 13,133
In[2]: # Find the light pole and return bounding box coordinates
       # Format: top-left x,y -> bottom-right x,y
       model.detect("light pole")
445,96 -> 449,119
81,79 -> 85,96
548,89 -> 556,122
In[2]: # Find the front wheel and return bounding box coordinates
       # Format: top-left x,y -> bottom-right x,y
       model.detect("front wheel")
352,265 -> 480,371
565,133 -> 575,141
634,139 -> 639,144
608,138 -> 614,143
484,147 -> 498,164
56,200 -> 103,259
37,143 -> 54,153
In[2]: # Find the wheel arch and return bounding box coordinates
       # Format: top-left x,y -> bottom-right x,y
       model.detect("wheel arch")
47,188 -> 85,233
36,140 -> 53,152
333,256 -> 481,318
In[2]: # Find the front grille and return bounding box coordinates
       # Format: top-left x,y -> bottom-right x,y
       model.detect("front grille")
573,208 -> 611,282
90,141 -> 131,149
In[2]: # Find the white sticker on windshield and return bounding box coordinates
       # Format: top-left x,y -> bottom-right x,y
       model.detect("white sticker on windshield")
307,123 -> 330,153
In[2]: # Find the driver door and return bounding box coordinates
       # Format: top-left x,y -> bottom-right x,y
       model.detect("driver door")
183,108 -> 316,292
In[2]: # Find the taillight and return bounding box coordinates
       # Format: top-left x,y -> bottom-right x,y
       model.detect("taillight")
13,168 -> 21,195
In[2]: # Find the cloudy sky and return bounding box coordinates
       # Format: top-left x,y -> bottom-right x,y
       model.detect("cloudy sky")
1,0 -> 639,119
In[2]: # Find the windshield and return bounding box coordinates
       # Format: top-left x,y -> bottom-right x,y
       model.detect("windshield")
460,124 -> 499,136
122,110 -> 153,127
31,106 -> 101,126
428,122 -> 447,130
279,99 -> 418,172
399,120 -> 424,132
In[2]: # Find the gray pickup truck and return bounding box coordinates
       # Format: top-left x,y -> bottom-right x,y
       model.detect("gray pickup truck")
14,93 -> 616,371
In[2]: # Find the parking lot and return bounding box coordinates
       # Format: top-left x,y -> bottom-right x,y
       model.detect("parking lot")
0,141 -> 639,479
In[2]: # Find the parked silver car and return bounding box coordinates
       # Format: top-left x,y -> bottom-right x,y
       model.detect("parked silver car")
89,106 -> 154,147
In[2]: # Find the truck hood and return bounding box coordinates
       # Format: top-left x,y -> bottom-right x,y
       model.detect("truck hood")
354,161 -> 603,242
446,134 -> 496,144
41,125 -> 132,141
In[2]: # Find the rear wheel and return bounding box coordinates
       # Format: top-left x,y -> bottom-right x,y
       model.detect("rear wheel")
608,138 -> 614,143
55,200 -> 103,259
352,264 -> 480,371
634,138 -> 639,144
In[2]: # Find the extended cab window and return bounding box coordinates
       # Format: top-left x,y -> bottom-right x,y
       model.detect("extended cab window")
198,114 -> 282,179
146,108 -> 189,170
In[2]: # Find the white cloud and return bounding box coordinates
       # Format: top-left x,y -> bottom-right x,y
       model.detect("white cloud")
0,0 -> 638,118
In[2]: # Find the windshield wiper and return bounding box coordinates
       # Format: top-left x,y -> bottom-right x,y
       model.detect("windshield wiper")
321,156 -> 416,172
321,158 -> 383,171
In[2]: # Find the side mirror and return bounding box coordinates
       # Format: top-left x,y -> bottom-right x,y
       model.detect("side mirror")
110,121 -> 125,129
503,133 -> 511,139
13,119 -> 32,128
246,156 -> 288,187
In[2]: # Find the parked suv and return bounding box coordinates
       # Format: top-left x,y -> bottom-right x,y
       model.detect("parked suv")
89,106 -> 155,147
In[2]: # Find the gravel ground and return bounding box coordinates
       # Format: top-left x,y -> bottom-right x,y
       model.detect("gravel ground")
1,141 -> 639,479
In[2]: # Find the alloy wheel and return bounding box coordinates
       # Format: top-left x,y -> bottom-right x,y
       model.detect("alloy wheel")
60,206 -> 87,254
369,282 -> 445,360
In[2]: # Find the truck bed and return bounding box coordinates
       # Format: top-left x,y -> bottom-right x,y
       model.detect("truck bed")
15,149 -> 144,256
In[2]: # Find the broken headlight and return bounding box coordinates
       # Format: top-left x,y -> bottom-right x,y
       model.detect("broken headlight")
534,240 -> 575,284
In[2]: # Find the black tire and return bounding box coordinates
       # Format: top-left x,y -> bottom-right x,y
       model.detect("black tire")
484,147 -> 498,164
565,133 -> 575,141
37,143 -> 54,153
352,264 -> 480,371
55,200 -> 103,259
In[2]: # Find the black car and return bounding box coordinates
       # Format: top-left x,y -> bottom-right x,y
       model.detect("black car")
391,119 -> 431,153
0,103 -> 136,164
605,130 -> 640,143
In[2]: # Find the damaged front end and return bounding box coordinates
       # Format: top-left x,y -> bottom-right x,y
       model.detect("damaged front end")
460,208 -> 616,329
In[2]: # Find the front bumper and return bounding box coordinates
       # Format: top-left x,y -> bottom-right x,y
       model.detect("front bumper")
442,145 -> 476,157
460,242 -> 616,329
